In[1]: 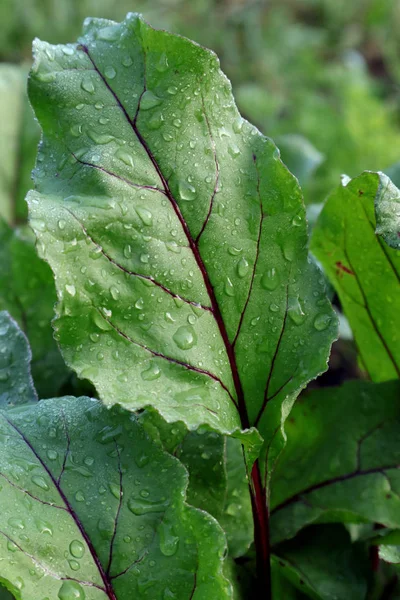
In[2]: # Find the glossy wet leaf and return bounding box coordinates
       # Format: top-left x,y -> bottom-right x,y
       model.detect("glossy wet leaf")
140,410 -> 252,557
27,14 -> 336,467
0,220 -> 70,397
0,311 -> 37,407
0,396 -> 231,599
311,172 -> 400,382
0,64 -> 40,224
270,380 -> 400,544
273,525 -> 368,600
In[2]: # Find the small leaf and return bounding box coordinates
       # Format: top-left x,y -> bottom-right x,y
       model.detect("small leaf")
0,220 -> 70,397
0,311 -> 37,407
0,397 -> 231,599
27,14 -> 336,469
270,380 -> 400,544
311,171 -> 400,382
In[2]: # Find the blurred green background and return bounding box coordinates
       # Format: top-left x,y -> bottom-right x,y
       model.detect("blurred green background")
0,3 -> 399,597
1,0 -> 400,224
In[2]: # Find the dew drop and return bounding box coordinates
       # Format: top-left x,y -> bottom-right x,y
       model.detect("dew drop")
140,91 -> 162,110
8,518 -> 24,530
158,521 -> 179,557
110,286 -> 120,300
313,313 -> 332,331
224,277 -> 235,297
70,540 -> 85,559
228,143 -> 241,158
288,296 -> 306,326
109,482 -> 120,499
237,257 -> 249,278
104,66 -> 116,79
58,580 -> 85,599
96,25 -> 119,41
141,364 -> 161,381
115,148 -> 134,167
87,130 -> 114,145
97,516 -> 115,540
128,496 -> 168,515
179,181 -> 196,201
65,284 -> 76,297
136,207 -> 153,226
261,268 -> 279,291
69,560 -> 80,571
156,53 -> 169,72
81,78 -> 94,94
173,326 -> 197,350
31,475 -> 50,491
122,56 -> 133,67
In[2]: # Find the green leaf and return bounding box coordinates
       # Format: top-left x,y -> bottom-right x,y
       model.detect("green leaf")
139,411 -> 253,557
311,171 -> 400,382
0,220 -> 70,398
0,396 -> 231,599
0,311 -> 37,407
375,173 -> 400,250
272,525 -> 368,600
270,380 -> 400,545
0,64 -> 40,224
0,586 -> 14,600
27,14 -> 336,461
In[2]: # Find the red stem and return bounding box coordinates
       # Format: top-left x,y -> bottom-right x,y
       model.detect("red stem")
250,460 -> 272,597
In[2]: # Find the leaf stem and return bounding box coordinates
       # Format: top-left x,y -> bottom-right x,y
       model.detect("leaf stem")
250,460 -> 272,598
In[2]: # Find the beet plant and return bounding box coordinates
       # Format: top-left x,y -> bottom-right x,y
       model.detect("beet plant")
0,13 -> 399,600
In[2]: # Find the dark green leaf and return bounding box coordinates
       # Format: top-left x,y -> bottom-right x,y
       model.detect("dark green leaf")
273,525 -> 368,600
0,220 -> 70,397
0,586 -> 14,600
311,172 -> 400,382
27,14 -> 336,466
0,311 -> 37,407
0,397 -> 231,599
139,410 -> 252,557
270,380 -> 400,544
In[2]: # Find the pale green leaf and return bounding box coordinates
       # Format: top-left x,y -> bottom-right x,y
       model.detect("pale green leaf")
0,397 -> 231,599
27,14 -> 336,466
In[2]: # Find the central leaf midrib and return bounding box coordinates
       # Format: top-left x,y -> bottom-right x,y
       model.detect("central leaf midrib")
81,43 -> 250,427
